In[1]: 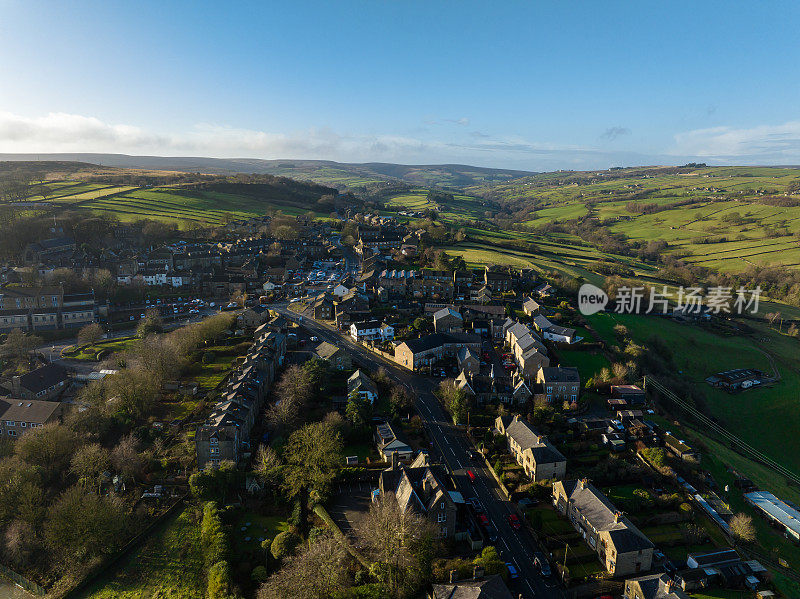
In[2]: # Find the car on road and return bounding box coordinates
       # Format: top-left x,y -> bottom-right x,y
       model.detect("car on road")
466,469 -> 476,482
534,552 -> 551,577
310,336 -> 319,341
505,563 -> 519,580
484,525 -> 498,542
507,513 -> 521,530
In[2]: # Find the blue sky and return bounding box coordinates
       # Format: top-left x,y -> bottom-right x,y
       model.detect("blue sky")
0,0 -> 798,170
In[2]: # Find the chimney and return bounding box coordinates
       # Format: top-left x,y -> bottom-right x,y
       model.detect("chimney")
449,569 -> 458,584
512,414 -> 520,423
473,565 -> 485,580
614,511 -> 621,523
11,376 -> 21,396
537,434 -> 544,444
391,451 -> 399,471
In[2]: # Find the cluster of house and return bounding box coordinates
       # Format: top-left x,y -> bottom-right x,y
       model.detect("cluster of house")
0,285 -> 99,333
0,363 -> 71,437
195,316 -> 287,469
624,549 -> 768,598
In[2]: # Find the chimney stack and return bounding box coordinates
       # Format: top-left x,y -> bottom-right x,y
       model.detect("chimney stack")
473,565 -> 485,580
449,569 -> 458,584
391,451 -> 399,471
614,511 -> 621,523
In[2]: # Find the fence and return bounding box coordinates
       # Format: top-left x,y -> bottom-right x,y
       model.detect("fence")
0,563 -> 45,596
58,495 -> 188,599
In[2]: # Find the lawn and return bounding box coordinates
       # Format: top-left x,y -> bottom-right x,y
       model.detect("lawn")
80,507 -> 204,599
230,510 -> 290,560
557,348 -> 610,380
63,336 -> 138,360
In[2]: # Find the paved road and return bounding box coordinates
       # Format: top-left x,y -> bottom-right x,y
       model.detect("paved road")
275,305 -> 564,599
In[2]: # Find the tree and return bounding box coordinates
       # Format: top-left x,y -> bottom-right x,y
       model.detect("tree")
136,309 -> 164,338
14,423 -> 82,484
260,535 -> 350,599
730,512 -> 756,543
438,380 -> 470,425
473,545 -> 503,575
253,445 -> 282,491
357,494 -> 437,598
0,329 -> 43,365
70,443 -> 110,489
44,486 -> 127,570
283,421 -> 343,503
345,390 -> 371,429
389,385 -> 414,419
110,433 -> 146,482
107,367 -> 160,419
77,323 -> 104,348
4,519 -> 34,566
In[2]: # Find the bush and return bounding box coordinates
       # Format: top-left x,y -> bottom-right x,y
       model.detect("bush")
201,502 -> 228,567
202,351 -> 216,364
251,565 -> 268,582
207,560 -> 231,599
270,531 -> 301,560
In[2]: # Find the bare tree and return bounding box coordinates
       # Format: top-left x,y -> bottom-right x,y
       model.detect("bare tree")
77,323 -> 104,348
730,512 -> 756,543
258,535 -> 350,599
355,493 -> 437,598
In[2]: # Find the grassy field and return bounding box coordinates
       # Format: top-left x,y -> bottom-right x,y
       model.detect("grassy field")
586,311 -> 800,472
63,336 -> 137,360
467,165 -> 800,273
80,507 -> 205,599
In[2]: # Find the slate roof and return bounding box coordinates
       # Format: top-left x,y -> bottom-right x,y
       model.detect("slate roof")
539,367 -> 580,383
505,418 -> 565,465
627,573 -> 689,599
432,575 -> 514,599
314,341 -> 344,359
17,363 -> 69,394
0,398 -> 62,424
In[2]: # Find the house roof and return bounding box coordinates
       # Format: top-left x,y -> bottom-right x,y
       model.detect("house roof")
505,418 -> 565,464
17,363 -> 69,394
432,575 -> 514,599
434,307 -> 463,322
627,573 -> 689,599
314,341 -> 344,360
0,398 -> 62,424
555,479 -> 653,552
523,297 -> 540,311
348,369 -> 378,396
539,367 -> 580,384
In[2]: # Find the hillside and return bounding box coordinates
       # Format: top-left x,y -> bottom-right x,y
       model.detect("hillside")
466,165 -> 800,273
0,161 -> 343,226
0,153 -> 536,191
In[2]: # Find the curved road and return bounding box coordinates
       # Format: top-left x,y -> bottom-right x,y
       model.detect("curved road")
275,305 -> 564,599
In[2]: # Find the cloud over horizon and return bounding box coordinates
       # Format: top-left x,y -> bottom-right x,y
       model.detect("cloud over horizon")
2,110 -> 800,170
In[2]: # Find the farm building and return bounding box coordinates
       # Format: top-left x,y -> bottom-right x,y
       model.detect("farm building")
705,368 -> 770,392
745,491 -> 800,541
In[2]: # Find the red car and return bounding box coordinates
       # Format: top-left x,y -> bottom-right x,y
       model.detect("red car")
477,513 -> 490,527
466,469 -> 476,482
507,514 -> 522,530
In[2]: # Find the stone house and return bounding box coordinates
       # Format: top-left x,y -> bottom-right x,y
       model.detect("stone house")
495,415 -> 566,481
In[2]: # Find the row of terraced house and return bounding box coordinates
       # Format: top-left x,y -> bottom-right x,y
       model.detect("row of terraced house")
195,317 -> 287,469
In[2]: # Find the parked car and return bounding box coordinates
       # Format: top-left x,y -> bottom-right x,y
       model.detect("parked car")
507,513 -> 521,530
477,513 -> 490,527
505,563 -> 519,579
534,552 -> 551,577
310,336 -> 319,341
484,525 -> 498,543
466,470 -> 476,482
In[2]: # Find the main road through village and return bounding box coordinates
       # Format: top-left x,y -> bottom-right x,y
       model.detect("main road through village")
274,304 -> 565,599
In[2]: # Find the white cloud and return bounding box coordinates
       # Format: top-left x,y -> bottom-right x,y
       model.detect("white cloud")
672,121 -> 800,159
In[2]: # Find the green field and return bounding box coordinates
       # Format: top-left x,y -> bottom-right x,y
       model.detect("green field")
80,507 -> 205,599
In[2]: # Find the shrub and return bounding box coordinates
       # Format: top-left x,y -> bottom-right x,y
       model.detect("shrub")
251,565 -> 269,582
207,560 -> 231,599
270,531 -> 301,560
202,351 -> 216,364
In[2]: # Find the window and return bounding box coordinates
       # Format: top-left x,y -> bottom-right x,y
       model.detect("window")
7,430 -> 16,437
437,512 -> 446,523
210,438 -> 219,445
6,421 -> 13,427
20,423 -> 26,428
210,447 -> 219,455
